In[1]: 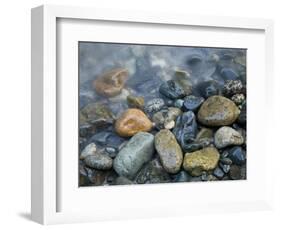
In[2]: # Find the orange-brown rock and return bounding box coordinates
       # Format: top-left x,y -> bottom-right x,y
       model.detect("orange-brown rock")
93,68 -> 128,97
115,109 -> 153,137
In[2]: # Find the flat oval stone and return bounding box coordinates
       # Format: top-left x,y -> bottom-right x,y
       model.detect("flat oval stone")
113,132 -> 154,179
115,108 -> 153,137
214,126 -> 244,149
183,147 -> 220,176
84,153 -> 113,170
155,129 -> 183,174
159,80 -> 185,99
93,68 -> 128,97
198,95 -> 240,126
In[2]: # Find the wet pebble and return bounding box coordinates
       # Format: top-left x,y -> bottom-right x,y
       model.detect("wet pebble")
172,171 -> 192,183
223,80 -> 243,96
214,126 -> 244,149
159,80 -> 185,99
228,146 -> 246,166
113,132 -> 154,179
173,111 -> 198,152
152,107 -> 182,130
144,98 -> 165,114
237,102 -> 246,125
198,96 -> 240,126
84,153 -> 113,170
105,147 -> 117,158
231,94 -> 245,105
127,95 -> 145,109
80,143 -> 97,160
229,165 -> 243,180
174,99 -> 184,109
182,95 -> 204,111
115,176 -> 133,185
115,108 -> 153,137
183,147 -> 220,176
196,80 -> 220,98
220,163 -> 231,174
155,129 -> 183,174
213,167 -> 224,179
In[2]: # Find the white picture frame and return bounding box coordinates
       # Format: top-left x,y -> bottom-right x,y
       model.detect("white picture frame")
31,4 -> 274,225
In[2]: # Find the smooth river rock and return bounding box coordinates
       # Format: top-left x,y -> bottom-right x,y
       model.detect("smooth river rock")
198,95 -> 240,126
115,108 -> 153,137
159,80 -> 185,99
93,68 -> 128,97
183,147 -> 220,176
113,132 -> 154,179
84,153 -> 113,170
214,126 -> 244,149
155,129 -> 183,174
80,143 -> 97,160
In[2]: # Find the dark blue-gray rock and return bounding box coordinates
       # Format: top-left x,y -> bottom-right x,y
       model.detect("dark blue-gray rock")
223,80 -> 243,96
186,54 -> 202,65
196,80 -> 221,98
113,132 -> 154,179
214,126 -> 244,149
84,168 -> 111,186
213,167 -> 224,179
229,165 -> 243,180
89,131 -> 126,149
159,80 -> 185,99
220,68 -> 239,80
79,123 -> 92,137
155,129 -> 183,174
174,99 -> 184,109
84,153 -> 113,170
219,163 -> 231,174
173,111 -> 198,152
172,171 -> 192,183
182,95 -> 204,111
220,157 -> 233,165
135,158 -> 171,184
237,102 -> 246,125
228,146 -> 246,166
201,171 -> 208,181
144,98 -> 165,114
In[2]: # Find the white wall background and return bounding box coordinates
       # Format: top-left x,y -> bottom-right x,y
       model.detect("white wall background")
0,0 -> 280,229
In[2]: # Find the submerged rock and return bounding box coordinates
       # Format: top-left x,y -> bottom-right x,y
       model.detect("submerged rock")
93,68 -> 128,97
183,147 -> 220,176
144,98 -> 165,114
173,70 -> 192,95
113,132 -> 154,179
198,95 -> 240,126
214,126 -> 244,149
220,68 -> 239,80
159,80 -> 185,99
155,129 -> 183,174
196,80 -> 220,98
115,108 -> 153,137
126,95 -> 145,109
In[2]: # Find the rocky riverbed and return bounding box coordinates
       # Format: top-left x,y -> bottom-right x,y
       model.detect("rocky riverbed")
79,43 -> 246,186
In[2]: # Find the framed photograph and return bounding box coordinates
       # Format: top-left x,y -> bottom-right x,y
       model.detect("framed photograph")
31,5 -> 274,225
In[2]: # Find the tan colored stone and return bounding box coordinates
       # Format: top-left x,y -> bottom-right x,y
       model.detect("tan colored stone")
183,147 -> 220,176
115,109 -> 153,137
93,68 -> 128,97
198,95 -> 240,126
155,129 -> 183,174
